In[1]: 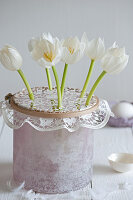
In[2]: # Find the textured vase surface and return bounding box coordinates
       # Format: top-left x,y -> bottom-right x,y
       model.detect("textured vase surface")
13,123 -> 93,194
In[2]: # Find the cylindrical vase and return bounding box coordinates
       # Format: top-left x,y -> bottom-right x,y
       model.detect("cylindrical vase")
13,123 -> 93,194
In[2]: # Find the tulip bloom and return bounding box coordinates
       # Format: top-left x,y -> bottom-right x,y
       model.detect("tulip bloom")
80,33 -> 105,99
101,43 -> 129,74
61,37 -> 85,64
28,33 -> 63,69
29,33 -> 63,108
0,45 -> 34,101
82,33 -> 105,61
86,43 -> 129,106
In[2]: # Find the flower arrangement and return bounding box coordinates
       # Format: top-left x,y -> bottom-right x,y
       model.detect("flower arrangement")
0,33 -> 129,110
0,33 -> 129,195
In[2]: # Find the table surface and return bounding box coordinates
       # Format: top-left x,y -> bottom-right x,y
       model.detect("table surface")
0,117 -> 133,200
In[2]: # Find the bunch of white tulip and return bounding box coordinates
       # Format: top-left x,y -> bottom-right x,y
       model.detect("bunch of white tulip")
28,33 -> 85,108
0,32 -> 129,109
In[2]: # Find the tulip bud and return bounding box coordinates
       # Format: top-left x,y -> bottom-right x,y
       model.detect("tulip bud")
82,33 -> 105,60
0,45 -> 22,71
0,45 -> 34,101
101,43 -> 129,74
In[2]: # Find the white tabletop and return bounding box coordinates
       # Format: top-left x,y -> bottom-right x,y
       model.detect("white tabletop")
0,117 -> 133,199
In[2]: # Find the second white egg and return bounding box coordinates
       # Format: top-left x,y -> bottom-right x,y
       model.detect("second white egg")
112,102 -> 133,118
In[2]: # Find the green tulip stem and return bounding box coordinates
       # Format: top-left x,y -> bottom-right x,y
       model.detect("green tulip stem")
52,66 -> 62,109
61,63 -> 68,99
17,69 -> 34,101
80,59 -> 95,98
86,70 -> 107,106
46,68 -> 52,90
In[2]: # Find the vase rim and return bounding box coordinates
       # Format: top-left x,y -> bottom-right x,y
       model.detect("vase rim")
8,87 -> 99,119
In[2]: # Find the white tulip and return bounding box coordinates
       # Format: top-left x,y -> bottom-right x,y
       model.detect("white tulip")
0,45 -> 22,71
85,43 -> 129,106
61,36 -> 85,64
28,33 -> 63,68
0,45 -> 34,100
81,32 -> 105,60
101,43 -> 129,74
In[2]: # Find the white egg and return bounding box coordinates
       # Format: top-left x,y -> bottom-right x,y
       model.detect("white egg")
112,102 -> 133,118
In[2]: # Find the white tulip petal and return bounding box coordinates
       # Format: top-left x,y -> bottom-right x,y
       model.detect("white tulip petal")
96,38 -> 105,59
28,38 -> 38,52
47,32 -> 54,43
108,47 -> 125,57
38,58 -> 52,68
40,39 -> 51,54
85,39 -> 97,59
117,48 -> 125,56
102,55 -> 122,68
54,38 -> 61,55
62,47 -> 73,64
31,43 -> 44,61
109,62 -> 126,74
102,57 -> 121,73
42,32 -> 54,44
0,52 -> 12,69
53,53 -> 62,65
111,42 -> 118,48
80,42 -> 85,50
110,55 -> 129,74
72,37 -> 80,51
70,50 -> 81,63
8,48 -> 22,68
81,32 -> 89,45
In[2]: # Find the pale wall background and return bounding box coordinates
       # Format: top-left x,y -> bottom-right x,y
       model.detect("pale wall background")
0,0 -> 132,101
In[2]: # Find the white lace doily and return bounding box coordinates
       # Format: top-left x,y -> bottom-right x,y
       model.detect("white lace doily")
0,87 -> 112,132
11,87 -> 99,114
